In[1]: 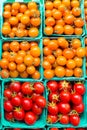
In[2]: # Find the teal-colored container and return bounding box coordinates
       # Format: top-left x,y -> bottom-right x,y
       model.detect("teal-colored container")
0,17 -> 1,39
1,79 -> 46,128
3,127 -> 46,130
0,87 -> 1,129
43,36 -> 86,80
45,79 -> 87,128
83,36 -> 87,78
47,127 -> 87,130
43,0 -> 85,37
0,39 -> 43,81
1,0 -> 42,40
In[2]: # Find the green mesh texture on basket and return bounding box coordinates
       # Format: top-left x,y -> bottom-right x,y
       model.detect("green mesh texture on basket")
83,36 -> 87,78
3,127 -> 46,130
45,79 -> 87,128
0,39 -> 43,80
1,79 -> 46,128
42,36 -> 86,80
43,0 -> 85,37
1,0 -> 42,40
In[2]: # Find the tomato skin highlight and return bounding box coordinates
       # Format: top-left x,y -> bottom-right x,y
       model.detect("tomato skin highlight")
74,83 -> 86,95
47,80 -> 58,92
13,108 -> 25,121
69,115 -> 80,126
22,98 -> 33,111
33,82 -> 44,94
24,112 -> 37,125
58,102 -> 71,114
4,101 -> 13,112
71,93 -> 82,105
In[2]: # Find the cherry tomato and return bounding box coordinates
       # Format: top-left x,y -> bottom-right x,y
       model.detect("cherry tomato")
31,93 -> 40,102
22,98 -> 33,111
21,82 -> 33,95
59,91 -> 71,103
48,102 -> 59,115
32,103 -> 42,115
13,108 -> 25,121
47,114 -> 58,123
71,93 -> 82,105
69,115 -> 80,126
4,101 -> 13,112
60,114 -> 69,124
24,112 -> 37,125
4,88 -> 12,99
58,80 -> 71,91
33,82 -> 44,94
74,83 -> 86,95
5,111 -> 13,121
9,82 -> 21,92
48,92 -> 59,103
47,80 -> 58,92
58,102 -> 70,114
35,96 -> 46,108
11,95 -> 21,106
73,103 -> 84,113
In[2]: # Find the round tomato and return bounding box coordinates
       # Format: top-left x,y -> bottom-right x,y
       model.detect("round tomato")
47,81 -> 58,92
24,112 -> 36,125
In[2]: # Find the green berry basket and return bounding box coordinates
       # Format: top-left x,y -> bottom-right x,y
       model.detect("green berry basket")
45,79 -> 87,128
3,127 -> 46,130
42,36 -> 86,80
1,0 -> 42,40
83,36 -> 87,78
1,79 -> 46,128
43,0 -> 85,37
0,82 -> 2,129
0,39 -> 43,80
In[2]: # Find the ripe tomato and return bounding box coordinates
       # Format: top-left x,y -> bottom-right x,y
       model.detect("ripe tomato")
4,101 -> 13,112
11,96 -> 21,107
59,114 -> 69,124
9,82 -> 21,93
48,92 -> 59,103
71,93 -> 82,105
4,89 -> 12,99
74,83 -> 86,95
58,80 -> 71,91
58,102 -> 70,114
13,108 -> 25,121
59,91 -> 71,103
48,102 -> 59,115
35,96 -> 46,108
5,111 -> 13,121
22,98 -> 33,111
31,93 -> 40,102
32,103 -> 42,115
73,103 -> 84,113
24,112 -> 36,125
47,114 -> 58,123
69,115 -> 80,126
33,82 -> 44,94
47,80 -> 58,92
21,82 -> 33,95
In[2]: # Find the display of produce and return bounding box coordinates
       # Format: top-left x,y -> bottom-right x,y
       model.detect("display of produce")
1,1 -> 42,38
43,37 -> 85,79
0,40 -> 42,79
0,0 -> 87,129
2,80 -> 46,128
47,80 -> 86,126
44,0 -> 84,35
